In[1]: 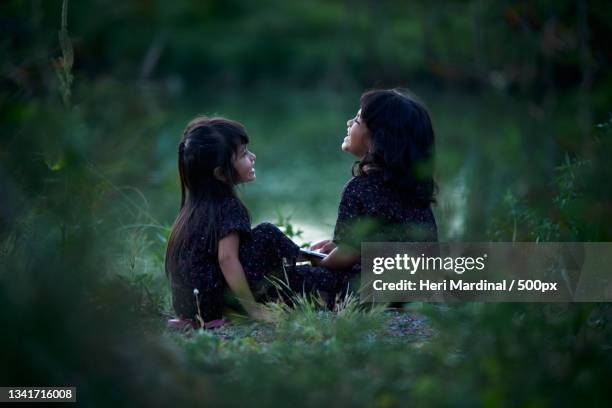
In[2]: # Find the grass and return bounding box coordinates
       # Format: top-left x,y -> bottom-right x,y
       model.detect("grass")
3,1 -> 611,403
4,176 -> 611,406
113,213 -> 438,405
92,202 -> 606,406
165,292 -> 436,407
107,179 -> 612,406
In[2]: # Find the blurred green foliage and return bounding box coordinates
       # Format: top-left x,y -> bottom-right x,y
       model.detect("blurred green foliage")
1,0 -> 612,406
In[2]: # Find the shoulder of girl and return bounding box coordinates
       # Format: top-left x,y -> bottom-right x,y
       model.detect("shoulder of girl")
340,176 -> 365,198
347,174 -> 370,188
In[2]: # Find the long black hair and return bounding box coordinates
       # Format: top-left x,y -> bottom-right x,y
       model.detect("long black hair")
355,88 -> 436,207
165,116 -> 249,279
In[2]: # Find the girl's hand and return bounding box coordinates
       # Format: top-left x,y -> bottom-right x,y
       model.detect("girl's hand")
310,239 -> 336,254
316,246 -> 360,270
309,254 -> 325,267
248,305 -> 277,324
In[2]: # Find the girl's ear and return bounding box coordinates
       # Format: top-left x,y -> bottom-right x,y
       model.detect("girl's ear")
213,167 -> 226,182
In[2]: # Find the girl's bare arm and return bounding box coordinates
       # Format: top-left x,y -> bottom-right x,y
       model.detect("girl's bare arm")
317,244 -> 359,270
218,232 -> 269,321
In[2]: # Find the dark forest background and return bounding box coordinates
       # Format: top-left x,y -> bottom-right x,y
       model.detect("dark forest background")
1,0 -> 612,406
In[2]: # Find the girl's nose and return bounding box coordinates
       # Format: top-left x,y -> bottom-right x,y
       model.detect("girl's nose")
250,152 -> 256,162
347,118 -> 353,127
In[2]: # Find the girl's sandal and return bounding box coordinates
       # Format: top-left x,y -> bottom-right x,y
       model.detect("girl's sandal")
167,318 -> 227,331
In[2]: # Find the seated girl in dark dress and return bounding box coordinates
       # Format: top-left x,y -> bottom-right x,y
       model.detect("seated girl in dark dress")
297,89 -> 438,298
165,116 -> 302,325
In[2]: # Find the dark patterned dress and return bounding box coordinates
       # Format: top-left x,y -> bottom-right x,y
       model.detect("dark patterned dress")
170,196 -> 301,322
293,171 -> 438,299
333,171 -> 438,249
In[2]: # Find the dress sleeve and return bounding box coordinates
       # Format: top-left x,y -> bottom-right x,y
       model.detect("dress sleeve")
332,178 -> 364,249
218,197 -> 251,240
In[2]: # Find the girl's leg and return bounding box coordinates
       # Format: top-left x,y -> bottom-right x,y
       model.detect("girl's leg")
287,265 -> 342,294
239,222 -> 300,290
286,265 -> 352,309
238,222 -> 352,306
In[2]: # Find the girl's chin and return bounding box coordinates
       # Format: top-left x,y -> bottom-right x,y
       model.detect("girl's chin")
238,178 -> 255,184
237,174 -> 256,184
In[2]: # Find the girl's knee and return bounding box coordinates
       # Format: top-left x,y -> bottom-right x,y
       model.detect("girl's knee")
251,222 -> 300,261
253,222 -> 281,236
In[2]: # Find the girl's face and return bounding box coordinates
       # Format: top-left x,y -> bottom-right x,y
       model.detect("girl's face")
233,144 -> 256,183
342,109 -> 371,158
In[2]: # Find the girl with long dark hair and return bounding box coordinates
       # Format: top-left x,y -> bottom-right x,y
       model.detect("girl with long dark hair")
165,116 -> 302,325
307,88 -> 438,289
